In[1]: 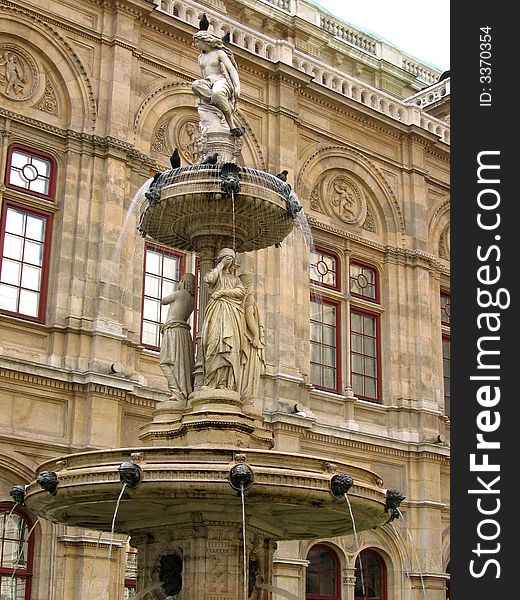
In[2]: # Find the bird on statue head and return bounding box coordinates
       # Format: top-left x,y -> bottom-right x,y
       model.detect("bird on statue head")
276,170 -> 289,182
170,148 -> 181,169
199,13 -> 210,31
221,31 -> 231,45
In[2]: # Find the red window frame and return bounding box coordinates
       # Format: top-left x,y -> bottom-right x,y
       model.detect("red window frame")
349,260 -> 379,303
0,200 -> 53,322
5,144 -> 57,200
141,243 -> 185,351
310,247 -> 341,291
306,543 -> 341,600
354,548 -> 387,600
350,307 -> 381,402
442,334 -> 450,419
0,503 -> 34,600
440,291 -> 450,326
310,295 -> 341,393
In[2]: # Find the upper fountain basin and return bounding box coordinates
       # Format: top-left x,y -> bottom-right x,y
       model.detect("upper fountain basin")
24,446 -> 388,540
138,165 -> 295,252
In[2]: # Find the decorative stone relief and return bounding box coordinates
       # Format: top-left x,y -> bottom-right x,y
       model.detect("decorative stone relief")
329,176 -> 366,224
152,121 -> 169,155
362,206 -> 377,232
310,182 -> 325,213
36,79 -> 58,115
0,45 -> 39,101
439,224 -> 450,259
177,120 -> 201,164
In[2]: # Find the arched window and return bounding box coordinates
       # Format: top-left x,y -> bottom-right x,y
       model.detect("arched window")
0,503 -> 34,599
306,543 -> 341,600
354,549 -> 387,600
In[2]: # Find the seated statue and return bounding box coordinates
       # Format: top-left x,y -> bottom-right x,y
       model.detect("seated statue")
192,31 -> 245,137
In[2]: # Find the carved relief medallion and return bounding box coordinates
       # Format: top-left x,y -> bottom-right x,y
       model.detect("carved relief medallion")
0,45 -> 39,101
329,176 -> 366,224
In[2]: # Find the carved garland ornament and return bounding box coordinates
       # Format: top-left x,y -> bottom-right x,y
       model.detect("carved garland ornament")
0,44 -> 39,101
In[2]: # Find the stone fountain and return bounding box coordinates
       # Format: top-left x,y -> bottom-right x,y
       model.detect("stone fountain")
22,22 -> 403,600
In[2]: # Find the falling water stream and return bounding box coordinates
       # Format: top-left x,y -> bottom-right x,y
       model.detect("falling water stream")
100,482 -> 128,600
132,582 -> 165,599
231,190 -> 237,254
240,484 -> 247,600
5,502 -> 19,525
397,508 -> 427,600
344,493 -> 365,596
10,517 -> 41,580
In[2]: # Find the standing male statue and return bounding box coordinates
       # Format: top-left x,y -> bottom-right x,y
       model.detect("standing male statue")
192,31 -> 245,137
159,273 -> 196,402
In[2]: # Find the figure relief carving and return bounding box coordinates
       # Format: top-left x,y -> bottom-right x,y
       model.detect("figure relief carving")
329,176 -> 366,224
160,273 -> 196,402
178,120 -> 201,164
0,45 -> 39,101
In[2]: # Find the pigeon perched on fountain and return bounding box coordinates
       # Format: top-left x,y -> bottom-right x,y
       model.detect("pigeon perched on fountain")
201,152 -> 219,165
276,170 -> 289,182
170,148 -> 181,169
199,13 -> 210,31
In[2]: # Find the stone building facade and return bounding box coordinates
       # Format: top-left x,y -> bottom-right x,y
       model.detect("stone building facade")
0,0 -> 450,599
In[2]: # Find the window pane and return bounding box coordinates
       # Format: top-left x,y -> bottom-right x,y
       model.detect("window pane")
142,321 -> 159,346
145,251 -> 161,275
322,324 -> 336,346
19,289 -> 39,317
352,333 -> 363,353
311,342 -> 322,363
306,571 -> 319,594
363,315 -> 376,336
365,357 -> 377,377
163,256 -> 179,280
5,209 -> 25,234
32,156 -> 51,177
364,337 -> 376,358
320,574 -> 335,595
23,240 -> 44,266
351,312 -> 362,332
3,233 -> 23,260
143,298 -> 160,321
21,264 -> 42,291
8,169 -> 28,189
11,150 -> 29,168
144,274 -> 160,298
352,374 -> 364,395
323,368 -> 336,389
0,576 -> 27,599
322,304 -> 336,325
364,378 -> 377,398
1,259 -> 21,286
352,353 -> 364,374
322,346 -> 336,367
30,177 -> 49,195
26,215 -> 45,241
0,284 -> 18,311
310,322 -> 322,343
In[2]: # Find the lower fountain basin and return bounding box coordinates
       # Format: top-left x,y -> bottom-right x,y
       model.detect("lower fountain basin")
24,446 -> 388,539
138,165 -> 295,252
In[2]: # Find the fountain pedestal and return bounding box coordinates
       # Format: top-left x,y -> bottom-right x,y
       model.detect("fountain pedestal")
139,389 -> 274,449
132,517 -> 275,600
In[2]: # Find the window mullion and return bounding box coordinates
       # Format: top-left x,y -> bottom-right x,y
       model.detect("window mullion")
344,251 -> 354,398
